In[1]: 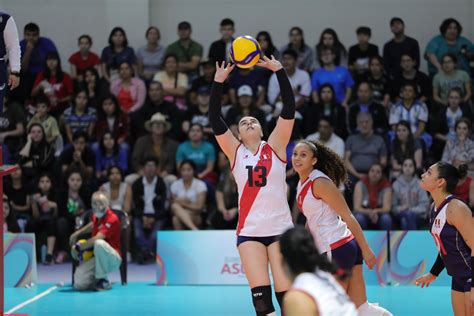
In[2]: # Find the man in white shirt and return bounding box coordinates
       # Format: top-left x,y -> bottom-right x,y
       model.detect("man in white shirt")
306,116 -> 345,158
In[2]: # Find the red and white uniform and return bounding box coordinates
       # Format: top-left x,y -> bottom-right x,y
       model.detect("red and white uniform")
297,169 -> 353,254
291,271 -> 357,316
232,141 -> 293,236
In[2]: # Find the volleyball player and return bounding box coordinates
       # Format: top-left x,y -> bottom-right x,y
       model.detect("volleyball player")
209,57 -> 295,316
292,140 -> 392,315
416,162 -> 474,316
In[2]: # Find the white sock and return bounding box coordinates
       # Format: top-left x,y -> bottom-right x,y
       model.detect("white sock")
266,313 -> 276,316
357,301 -> 393,316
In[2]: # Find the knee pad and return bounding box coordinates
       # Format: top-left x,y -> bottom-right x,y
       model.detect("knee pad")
275,291 -> 286,308
358,301 -> 393,316
251,285 -> 275,316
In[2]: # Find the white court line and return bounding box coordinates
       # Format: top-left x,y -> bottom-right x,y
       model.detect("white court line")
6,285 -> 58,314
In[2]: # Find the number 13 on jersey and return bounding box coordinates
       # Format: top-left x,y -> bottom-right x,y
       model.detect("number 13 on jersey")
246,166 -> 268,187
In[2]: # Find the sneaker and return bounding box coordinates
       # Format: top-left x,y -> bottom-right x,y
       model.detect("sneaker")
44,254 -> 53,265
55,251 -> 67,264
95,278 -> 111,291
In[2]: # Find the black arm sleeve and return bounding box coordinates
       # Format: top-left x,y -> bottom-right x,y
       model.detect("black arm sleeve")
429,254 -> 445,276
209,82 -> 229,136
276,68 -> 295,120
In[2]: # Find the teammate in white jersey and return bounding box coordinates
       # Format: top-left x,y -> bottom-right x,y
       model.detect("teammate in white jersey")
292,140 -> 392,315
209,57 -> 295,316
416,162 -> 474,316
280,227 -> 358,316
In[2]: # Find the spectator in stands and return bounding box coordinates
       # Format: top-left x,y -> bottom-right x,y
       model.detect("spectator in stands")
60,131 -> 95,181
280,26 -> 314,72
344,112 -> 387,184
348,81 -> 388,135
383,17 -> 420,78
311,46 -> 354,109
83,67 -> 110,109
391,158 -> 429,229
257,31 -> 279,60
131,113 -> 178,183
94,132 -> 128,184
225,85 -> 267,136
68,35 -> 101,83
101,27 -> 136,82
364,56 -> 391,109
184,86 -> 213,139
189,59 -> 229,107
19,23 -> 58,100
31,52 -> 73,117
4,166 -> 32,233
56,168 -> 91,263
389,82 -> 431,148
27,96 -> 60,147
353,163 -> 393,230
306,116 -> 345,158
153,54 -> 188,110
432,87 -> 472,160
390,53 -> 431,103
171,160 -> 207,230
348,26 -> 379,79
176,123 -> 216,185
131,81 -> 184,141
268,49 -> 311,109
166,21 -> 203,80
0,95 -> 26,162
62,89 -> 97,144
18,123 -> 54,182
432,53 -> 471,106
390,121 -> 423,179
306,84 -> 347,138
208,18 -> 235,63
137,26 -> 165,82
228,66 -> 266,108
132,157 -> 168,263
110,61 -> 146,114
453,163 -> 474,210
315,28 -> 348,67
426,18 -> 474,77
31,173 -> 58,264
442,118 -> 474,177
94,95 -> 128,147
210,161 -> 238,229
3,195 -> 20,233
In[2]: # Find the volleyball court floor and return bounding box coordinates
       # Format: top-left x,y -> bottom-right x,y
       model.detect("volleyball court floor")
6,263 -> 452,316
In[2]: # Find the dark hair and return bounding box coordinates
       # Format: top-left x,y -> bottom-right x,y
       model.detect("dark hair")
108,27 -> 128,48
179,159 -> 197,173
220,18 -> 234,27
356,80 -> 372,92
34,95 -> 51,108
442,53 -> 458,64
78,34 -> 92,45
142,156 -> 159,167
436,162 -> 460,193
317,83 -> 337,104
82,67 -> 101,99
189,123 -> 204,133
72,130 -> 89,142
99,94 -> 121,120
163,53 -> 178,64
457,164 -> 468,179
256,31 -> 277,57
455,117 -> 472,133
317,28 -> 347,65
280,227 -> 344,276
24,22 -> 39,33
288,26 -> 307,53
44,51 -> 64,82
318,116 -> 334,127
27,123 -> 47,146
178,21 -> 191,30
297,140 -> 347,187
390,17 -> 404,26
36,172 -> 56,199
369,55 -> 384,66
448,86 -> 463,98
118,61 -> 135,77
74,88 -> 88,108
145,26 -> 161,39
106,165 -> 123,179
401,81 -> 417,93
401,157 -> 417,176
356,26 -> 371,36
282,48 -> 298,61
440,18 -> 462,37
99,131 -> 119,156
64,167 -> 84,187
393,121 -> 415,165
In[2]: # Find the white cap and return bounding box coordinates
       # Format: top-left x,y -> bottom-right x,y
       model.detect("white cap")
237,85 -> 253,97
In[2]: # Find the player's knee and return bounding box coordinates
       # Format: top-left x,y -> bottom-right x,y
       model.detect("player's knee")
251,285 -> 275,316
93,239 -> 107,251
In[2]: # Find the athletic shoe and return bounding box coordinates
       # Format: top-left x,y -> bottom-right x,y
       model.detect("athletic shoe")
95,279 -> 112,291
44,254 -> 53,265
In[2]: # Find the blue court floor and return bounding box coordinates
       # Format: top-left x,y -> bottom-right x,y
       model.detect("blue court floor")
6,283 -> 453,316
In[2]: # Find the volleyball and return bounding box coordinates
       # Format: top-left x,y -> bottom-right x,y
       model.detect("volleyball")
78,239 -> 94,262
229,35 -> 262,69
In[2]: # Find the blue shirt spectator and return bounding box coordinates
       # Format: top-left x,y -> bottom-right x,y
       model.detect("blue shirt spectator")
20,27 -> 57,75
94,131 -> 128,182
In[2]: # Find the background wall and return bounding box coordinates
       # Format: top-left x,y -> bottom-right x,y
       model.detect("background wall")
1,0 -> 474,71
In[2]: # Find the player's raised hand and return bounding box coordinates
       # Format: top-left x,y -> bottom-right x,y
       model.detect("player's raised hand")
214,61 -> 235,83
257,55 -> 283,72
415,273 -> 436,288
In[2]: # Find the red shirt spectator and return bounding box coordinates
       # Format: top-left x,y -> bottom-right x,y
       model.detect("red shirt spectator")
68,51 -> 100,76
92,208 -> 121,255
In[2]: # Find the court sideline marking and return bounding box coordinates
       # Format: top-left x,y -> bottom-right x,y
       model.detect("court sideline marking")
6,285 -> 59,314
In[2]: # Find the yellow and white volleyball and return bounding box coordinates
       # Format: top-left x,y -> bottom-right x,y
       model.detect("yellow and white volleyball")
229,35 -> 262,69
78,239 -> 94,262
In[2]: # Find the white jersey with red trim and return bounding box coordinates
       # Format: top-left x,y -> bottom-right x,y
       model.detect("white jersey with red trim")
292,272 -> 357,316
297,169 -> 353,254
232,141 -> 293,236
